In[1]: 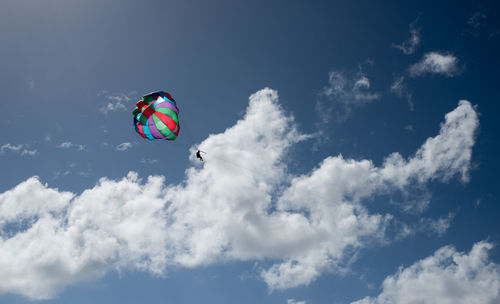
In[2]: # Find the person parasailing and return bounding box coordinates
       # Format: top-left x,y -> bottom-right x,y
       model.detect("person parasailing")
196,150 -> 206,161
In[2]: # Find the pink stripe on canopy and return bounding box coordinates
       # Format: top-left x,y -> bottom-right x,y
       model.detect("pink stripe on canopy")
155,101 -> 179,114
147,116 -> 165,139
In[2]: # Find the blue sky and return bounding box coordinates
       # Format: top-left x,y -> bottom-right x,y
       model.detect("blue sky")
1,0 -> 500,303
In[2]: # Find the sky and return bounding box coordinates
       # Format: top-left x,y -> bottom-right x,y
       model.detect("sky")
1,0 -> 500,303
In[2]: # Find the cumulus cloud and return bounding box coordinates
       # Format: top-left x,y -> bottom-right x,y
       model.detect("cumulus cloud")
264,100 -> 477,288
391,21 -> 421,55
0,89 -> 478,299
409,52 -> 461,77
351,241 -> 500,304
0,143 -> 37,156
0,173 -> 168,299
380,100 -> 478,185
116,142 -> 133,151
288,299 -> 306,304
317,70 -> 380,123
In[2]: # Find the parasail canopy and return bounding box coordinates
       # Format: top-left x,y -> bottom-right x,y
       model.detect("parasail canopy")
132,91 -> 180,140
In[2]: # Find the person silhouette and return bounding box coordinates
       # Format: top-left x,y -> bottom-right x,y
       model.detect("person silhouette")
196,150 -> 205,161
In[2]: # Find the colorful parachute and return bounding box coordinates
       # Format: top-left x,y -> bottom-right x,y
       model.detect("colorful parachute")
133,91 -> 180,140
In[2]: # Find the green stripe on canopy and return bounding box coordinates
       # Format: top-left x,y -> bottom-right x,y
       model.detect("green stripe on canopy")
155,107 -> 178,123
152,115 -> 173,138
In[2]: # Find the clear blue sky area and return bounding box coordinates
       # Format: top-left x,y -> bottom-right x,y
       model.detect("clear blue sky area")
1,1 -> 499,303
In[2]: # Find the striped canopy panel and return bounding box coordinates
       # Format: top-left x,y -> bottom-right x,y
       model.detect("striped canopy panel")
133,91 -> 180,140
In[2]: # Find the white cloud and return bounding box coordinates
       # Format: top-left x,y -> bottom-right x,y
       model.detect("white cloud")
99,101 -> 126,114
0,89 -> 478,299
288,299 -> 307,304
79,170 -> 92,178
404,125 -> 414,132
53,170 -> 71,179
323,72 -> 380,103
351,241 -> 500,304
106,94 -> 132,102
99,92 -> 135,115
0,177 -> 73,227
464,11 -> 487,37
409,52 -> 461,77
468,11 -> 486,29
1,144 -> 24,153
380,100 -> 478,186
390,76 -> 413,111
265,98 -> 477,288
318,70 -> 380,123
141,158 -> 159,164
391,21 -> 421,55
0,173 -> 168,299
57,142 -> 73,149
0,143 -> 37,156
21,149 -> 37,156
390,76 -> 404,95
396,212 -> 455,239
116,142 -> 133,151
57,142 -> 86,151
420,212 -> 455,236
